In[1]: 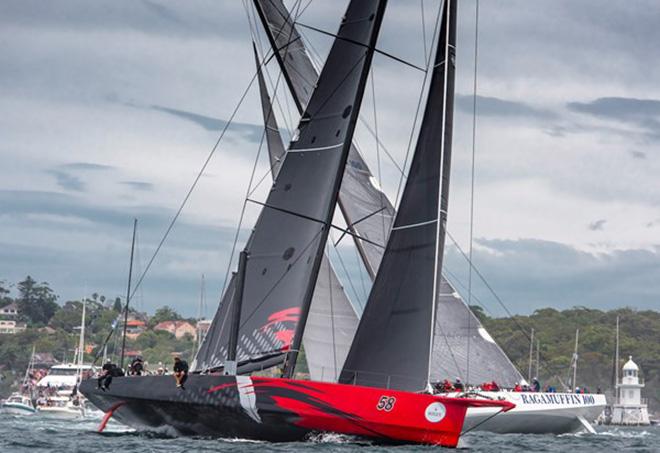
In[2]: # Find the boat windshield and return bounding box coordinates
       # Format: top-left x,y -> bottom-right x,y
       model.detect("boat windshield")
8,396 -> 24,403
49,368 -> 78,376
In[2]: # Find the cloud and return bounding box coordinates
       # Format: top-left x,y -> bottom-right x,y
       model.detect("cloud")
588,219 -> 607,231
444,238 -> 660,315
61,162 -> 114,171
629,150 -> 647,159
46,170 -> 85,192
0,189 -> 247,316
456,94 -> 556,121
148,105 -> 264,143
567,97 -> 660,139
121,181 -> 154,191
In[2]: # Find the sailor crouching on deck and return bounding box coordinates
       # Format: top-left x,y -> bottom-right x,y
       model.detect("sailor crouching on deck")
97,360 -> 124,391
173,356 -> 189,390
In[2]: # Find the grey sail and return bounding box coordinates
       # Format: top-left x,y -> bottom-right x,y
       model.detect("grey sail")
254,43 -> 287,176
253,0 -> 395,279
431,278 -> 524,386
197,0 -> 387,376
256,0 -> 522,387
254,43 -> 359,382
193,273 -> 236,371
304,257 -> 361,382
339,0 -> 457,392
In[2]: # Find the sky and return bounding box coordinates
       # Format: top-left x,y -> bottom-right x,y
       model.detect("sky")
1,0 -> 659,318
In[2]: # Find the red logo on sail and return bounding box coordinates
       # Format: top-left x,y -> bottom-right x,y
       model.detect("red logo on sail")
260,307 -> 301,350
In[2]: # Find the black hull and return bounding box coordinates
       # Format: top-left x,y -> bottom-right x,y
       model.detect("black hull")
80,374 -> 512,446
80,375 -> 308,441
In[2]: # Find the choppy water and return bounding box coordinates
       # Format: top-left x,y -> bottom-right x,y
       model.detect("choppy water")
0,413 -> 657,452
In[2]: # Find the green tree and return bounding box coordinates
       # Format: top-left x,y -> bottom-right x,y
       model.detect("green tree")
113,297 -> 122,312
148,306 -> 182,328
49,300 -> 84,332
0,280 -> 12,307
16,276 -> 59,326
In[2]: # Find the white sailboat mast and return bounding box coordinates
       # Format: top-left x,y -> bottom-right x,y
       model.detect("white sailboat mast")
77,294 -> 87,383
527,327 -> 535,382
615,315 -> 620,403
572,328 -> 579,390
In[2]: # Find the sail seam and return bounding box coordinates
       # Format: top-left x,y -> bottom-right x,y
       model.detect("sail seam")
391,218 -> 437,231
289,142 -> 344,153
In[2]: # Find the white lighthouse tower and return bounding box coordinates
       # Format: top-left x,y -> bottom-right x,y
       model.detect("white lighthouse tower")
610,356 -> 650,425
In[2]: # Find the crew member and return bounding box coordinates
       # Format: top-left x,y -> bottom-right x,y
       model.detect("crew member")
531,377 -> 541,392
173,356 -> 189,389
129,356 -> 144,376
98,360 -> 120,390
453,377 -> 464,391
442,379 -> 455,392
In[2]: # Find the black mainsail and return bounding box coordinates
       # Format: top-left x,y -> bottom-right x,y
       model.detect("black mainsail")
253,0 -> 395,278
196,0 -> 387,376
339,0 -> 457,392
253,0 -> 522,387
255,43 -> 360,382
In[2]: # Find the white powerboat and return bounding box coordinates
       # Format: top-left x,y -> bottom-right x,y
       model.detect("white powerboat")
1,393 -> 36,416
36,393 -> 85,419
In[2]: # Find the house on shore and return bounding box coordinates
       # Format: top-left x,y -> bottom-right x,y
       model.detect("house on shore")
154,320 -> 196,339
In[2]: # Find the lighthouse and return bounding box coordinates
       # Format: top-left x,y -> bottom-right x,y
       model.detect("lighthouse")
610,356 -> 650,425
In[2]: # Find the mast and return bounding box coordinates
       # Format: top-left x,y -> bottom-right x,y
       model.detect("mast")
340,0 -> 458,392
225,251 -> 248,375
22,345 -> 36,390
527,327 -> 535,382
535,339 -> 540,380
615,315 -> 620,403
120,218 -> 137,371
572,328 -> 579,390
76,294 -> 87,384
427,0 -> 456,389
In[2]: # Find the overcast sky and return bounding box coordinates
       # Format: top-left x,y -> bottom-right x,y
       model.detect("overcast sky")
1,0 -> 659,318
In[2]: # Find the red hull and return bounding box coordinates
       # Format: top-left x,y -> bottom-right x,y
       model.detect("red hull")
244,377 -> 513,446
80,375 -> 513,447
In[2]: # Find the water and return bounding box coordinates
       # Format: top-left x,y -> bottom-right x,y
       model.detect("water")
0,415 -> 657,452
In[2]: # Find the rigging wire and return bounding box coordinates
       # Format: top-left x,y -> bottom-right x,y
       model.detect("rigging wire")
394,1 -> 443,208
129,63 -> 265,302
295,22 -> 427,73
246,1 -> 297,136
326,241 -> 339,380
369,67 -> 388,254
466,0 -> 481,386
220,2 -> 302,298
421,0 -> 428,64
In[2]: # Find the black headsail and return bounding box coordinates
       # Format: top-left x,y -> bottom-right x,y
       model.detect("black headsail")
339,0 -> 457,392
196,0 -> 387,376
